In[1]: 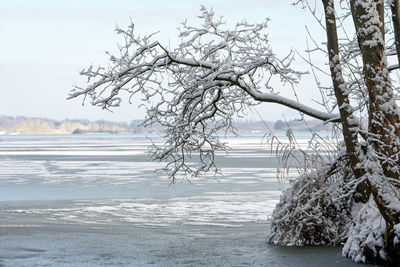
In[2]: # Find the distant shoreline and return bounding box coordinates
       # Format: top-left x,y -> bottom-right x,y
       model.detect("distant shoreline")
0,115 -> 332,136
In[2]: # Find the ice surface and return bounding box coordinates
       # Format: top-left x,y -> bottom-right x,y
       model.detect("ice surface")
0,134 -> 370,266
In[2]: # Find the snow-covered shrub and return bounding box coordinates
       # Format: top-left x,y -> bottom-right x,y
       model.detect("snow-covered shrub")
268,168 -> 353,246
342,197 -> 387,264
269,166 -> 399,264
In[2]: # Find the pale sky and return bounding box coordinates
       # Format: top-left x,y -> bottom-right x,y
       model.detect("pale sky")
0,0 -> 327,122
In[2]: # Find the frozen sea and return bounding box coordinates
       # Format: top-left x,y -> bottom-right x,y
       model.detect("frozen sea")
0,134 -> 376,266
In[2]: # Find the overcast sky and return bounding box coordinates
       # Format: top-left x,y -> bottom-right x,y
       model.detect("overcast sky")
0,0 -> 327,122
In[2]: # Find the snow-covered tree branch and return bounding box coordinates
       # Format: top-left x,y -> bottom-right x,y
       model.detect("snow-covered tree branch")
69,7 -> 340,179
70,8 -> 339,120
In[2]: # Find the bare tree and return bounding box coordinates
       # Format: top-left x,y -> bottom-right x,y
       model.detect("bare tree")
69,2 -> 400,264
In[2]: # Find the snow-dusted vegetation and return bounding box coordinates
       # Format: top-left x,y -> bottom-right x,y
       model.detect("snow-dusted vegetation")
69,1 -> 400,264
268,167 -> 353,247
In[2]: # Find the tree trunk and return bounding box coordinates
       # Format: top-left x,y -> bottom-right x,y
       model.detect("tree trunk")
322,0 -> 369,201
350,0 -> 400,175
349,0 -> 400,262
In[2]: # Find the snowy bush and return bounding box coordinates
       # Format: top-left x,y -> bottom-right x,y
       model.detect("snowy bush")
268,168 -> 353,246
269,167 -> 400,264
342,197 -> 387,264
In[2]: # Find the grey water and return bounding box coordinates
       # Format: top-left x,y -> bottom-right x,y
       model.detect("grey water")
0,134 -> 372,266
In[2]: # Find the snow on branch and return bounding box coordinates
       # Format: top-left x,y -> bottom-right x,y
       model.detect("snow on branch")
68,7 -> 340,180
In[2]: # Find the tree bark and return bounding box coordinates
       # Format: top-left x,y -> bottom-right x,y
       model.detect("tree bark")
349,0 -> 400,262
350,0 -> 400,178
322,0 -> 369,201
